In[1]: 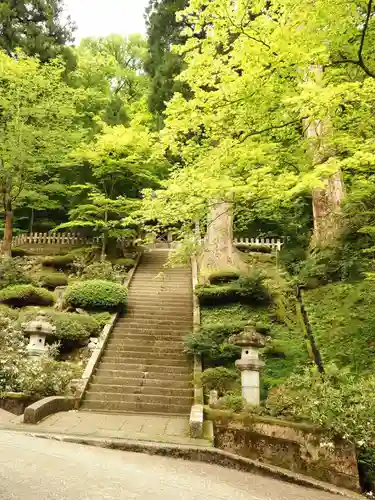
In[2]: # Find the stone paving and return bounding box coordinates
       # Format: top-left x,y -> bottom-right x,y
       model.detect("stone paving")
4,410 -> 210,446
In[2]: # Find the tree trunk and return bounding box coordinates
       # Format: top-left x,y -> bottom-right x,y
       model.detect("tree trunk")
2,202 -> 13,257
29,208 -> 34,234
312,171 -> 345,245
305,65 -> 345,246
199,201 -> 245,276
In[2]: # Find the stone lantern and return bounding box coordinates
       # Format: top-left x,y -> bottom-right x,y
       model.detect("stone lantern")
22,312 -> 56,357
229,325 -> 266,406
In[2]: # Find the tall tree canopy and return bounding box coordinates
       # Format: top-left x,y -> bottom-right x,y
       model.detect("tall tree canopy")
0,0 -> 75,61
70,34 -> 148,130
0,51 -> 83,254
145,0 -> 189,126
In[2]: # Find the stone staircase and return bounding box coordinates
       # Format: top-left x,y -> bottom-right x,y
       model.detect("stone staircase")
81,250 -> 194,415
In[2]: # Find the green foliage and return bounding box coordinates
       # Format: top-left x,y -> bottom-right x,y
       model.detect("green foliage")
217,392 -> 246,413
50,312 -> 100,341
0,258 -> 32,289
82,262 -> 116,282
297,245 -> 364,288
266,365 -> 375,446
37,272 -> 68,290
184,322 -> 243,365
145,0 -> 189,125
201,367 -> 240,396
303,281 -> 375,375
0,285 -> 55,307
64,280 -> 127,311
19,308 -> 101,342
0,0 -> 74,61
42,254 -> 74,271
90,312 -> 112,329
0,51 -> 83,249
196,271 -> 271,306
207,269 -> 241,285
17,358 -> 80,397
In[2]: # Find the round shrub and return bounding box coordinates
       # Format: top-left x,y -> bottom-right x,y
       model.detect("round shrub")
0,285 -> 55,307
38,272 -> 68,290
0,258 -> 32,290
49,312 -> 101,341
64,280 -> 127,311
82,261 -> 115,281
42,254 -> 74,270
201,367 -> 240,396
208,269 -> 241,285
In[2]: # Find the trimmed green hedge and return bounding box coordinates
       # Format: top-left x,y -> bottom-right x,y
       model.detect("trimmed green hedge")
0,285 -> 55,307
50,312 -> 101,341
208,269 -> 241,285
236,243 -> 272,254
42,254 -> 74,270
195,273 -> 271,306
64,280 -> 127,311
38,272 -> 68,290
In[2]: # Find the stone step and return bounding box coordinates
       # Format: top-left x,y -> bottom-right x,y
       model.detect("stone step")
109,335 -> 186,344
92,376 -> 192,389
89,384 -> 192,397
98,362 -> 191,374
101,355 -> 189,366
94,369 -> 192,382
124,314 -> 192,322
112,325 -> 189,334
80,400 -> 190,415
116,319 -> 191,327
104,349 -> 186,360
85,392 -> 192,406
127,302 -> 192,308
126,307 -> 192,315
105,343 -> 184,353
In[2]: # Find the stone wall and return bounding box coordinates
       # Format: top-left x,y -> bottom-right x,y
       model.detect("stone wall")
0,393 -> 40,415
210,411 -> 360,492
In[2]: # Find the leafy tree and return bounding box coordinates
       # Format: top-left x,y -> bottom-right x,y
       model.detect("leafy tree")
142,0 -> 375,250
0,51 -> 83,255
0,0 -> 75,60
70,35 -> 148,130
59,121 -> 170,257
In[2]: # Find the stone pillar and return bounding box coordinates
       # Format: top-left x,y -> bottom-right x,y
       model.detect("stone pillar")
229,326 -> 266,406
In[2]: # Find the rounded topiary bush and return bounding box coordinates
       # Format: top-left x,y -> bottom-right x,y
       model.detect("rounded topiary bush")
0,285 -> 55,307
208,269 -> 241,285
82,261 -> 115,281
49,312 -> 101,341
38,272 -> 68,290
64,280 -> 127,311
42,254 -> 74,270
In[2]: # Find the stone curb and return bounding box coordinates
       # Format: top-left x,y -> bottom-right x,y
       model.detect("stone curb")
189,254 -> 204,439
14,430 -> 360,498
23,397 -> 74,424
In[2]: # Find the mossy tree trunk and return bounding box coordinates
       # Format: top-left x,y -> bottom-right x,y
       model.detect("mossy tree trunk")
199,201 -> 245,277
305,66 -> 345,246
2,199 -> 13,257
